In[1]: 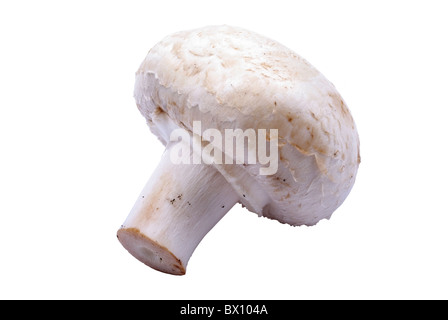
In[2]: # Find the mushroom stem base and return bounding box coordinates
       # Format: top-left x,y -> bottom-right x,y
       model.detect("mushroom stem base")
117,143 -> 239,275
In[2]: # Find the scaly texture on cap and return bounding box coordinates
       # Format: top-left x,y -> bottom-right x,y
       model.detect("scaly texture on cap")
134,25 -> 360,226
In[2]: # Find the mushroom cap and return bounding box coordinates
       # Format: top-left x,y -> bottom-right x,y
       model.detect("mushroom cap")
134,25 -> 360,226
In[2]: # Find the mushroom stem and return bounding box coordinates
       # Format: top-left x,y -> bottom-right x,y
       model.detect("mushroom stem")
117,142 -> 239,275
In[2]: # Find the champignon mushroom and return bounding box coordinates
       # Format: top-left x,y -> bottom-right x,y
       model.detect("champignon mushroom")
117,25 -> 360,275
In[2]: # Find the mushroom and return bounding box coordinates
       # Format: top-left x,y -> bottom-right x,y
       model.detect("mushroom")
117,25 -> 360,275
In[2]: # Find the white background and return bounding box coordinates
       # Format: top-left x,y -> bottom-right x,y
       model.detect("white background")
1,0 -> 447,300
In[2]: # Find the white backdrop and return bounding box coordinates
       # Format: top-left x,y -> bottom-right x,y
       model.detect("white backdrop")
1,0 -> 447,299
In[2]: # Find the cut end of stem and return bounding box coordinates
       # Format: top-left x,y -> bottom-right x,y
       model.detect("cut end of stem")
117,227 -> 186,275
